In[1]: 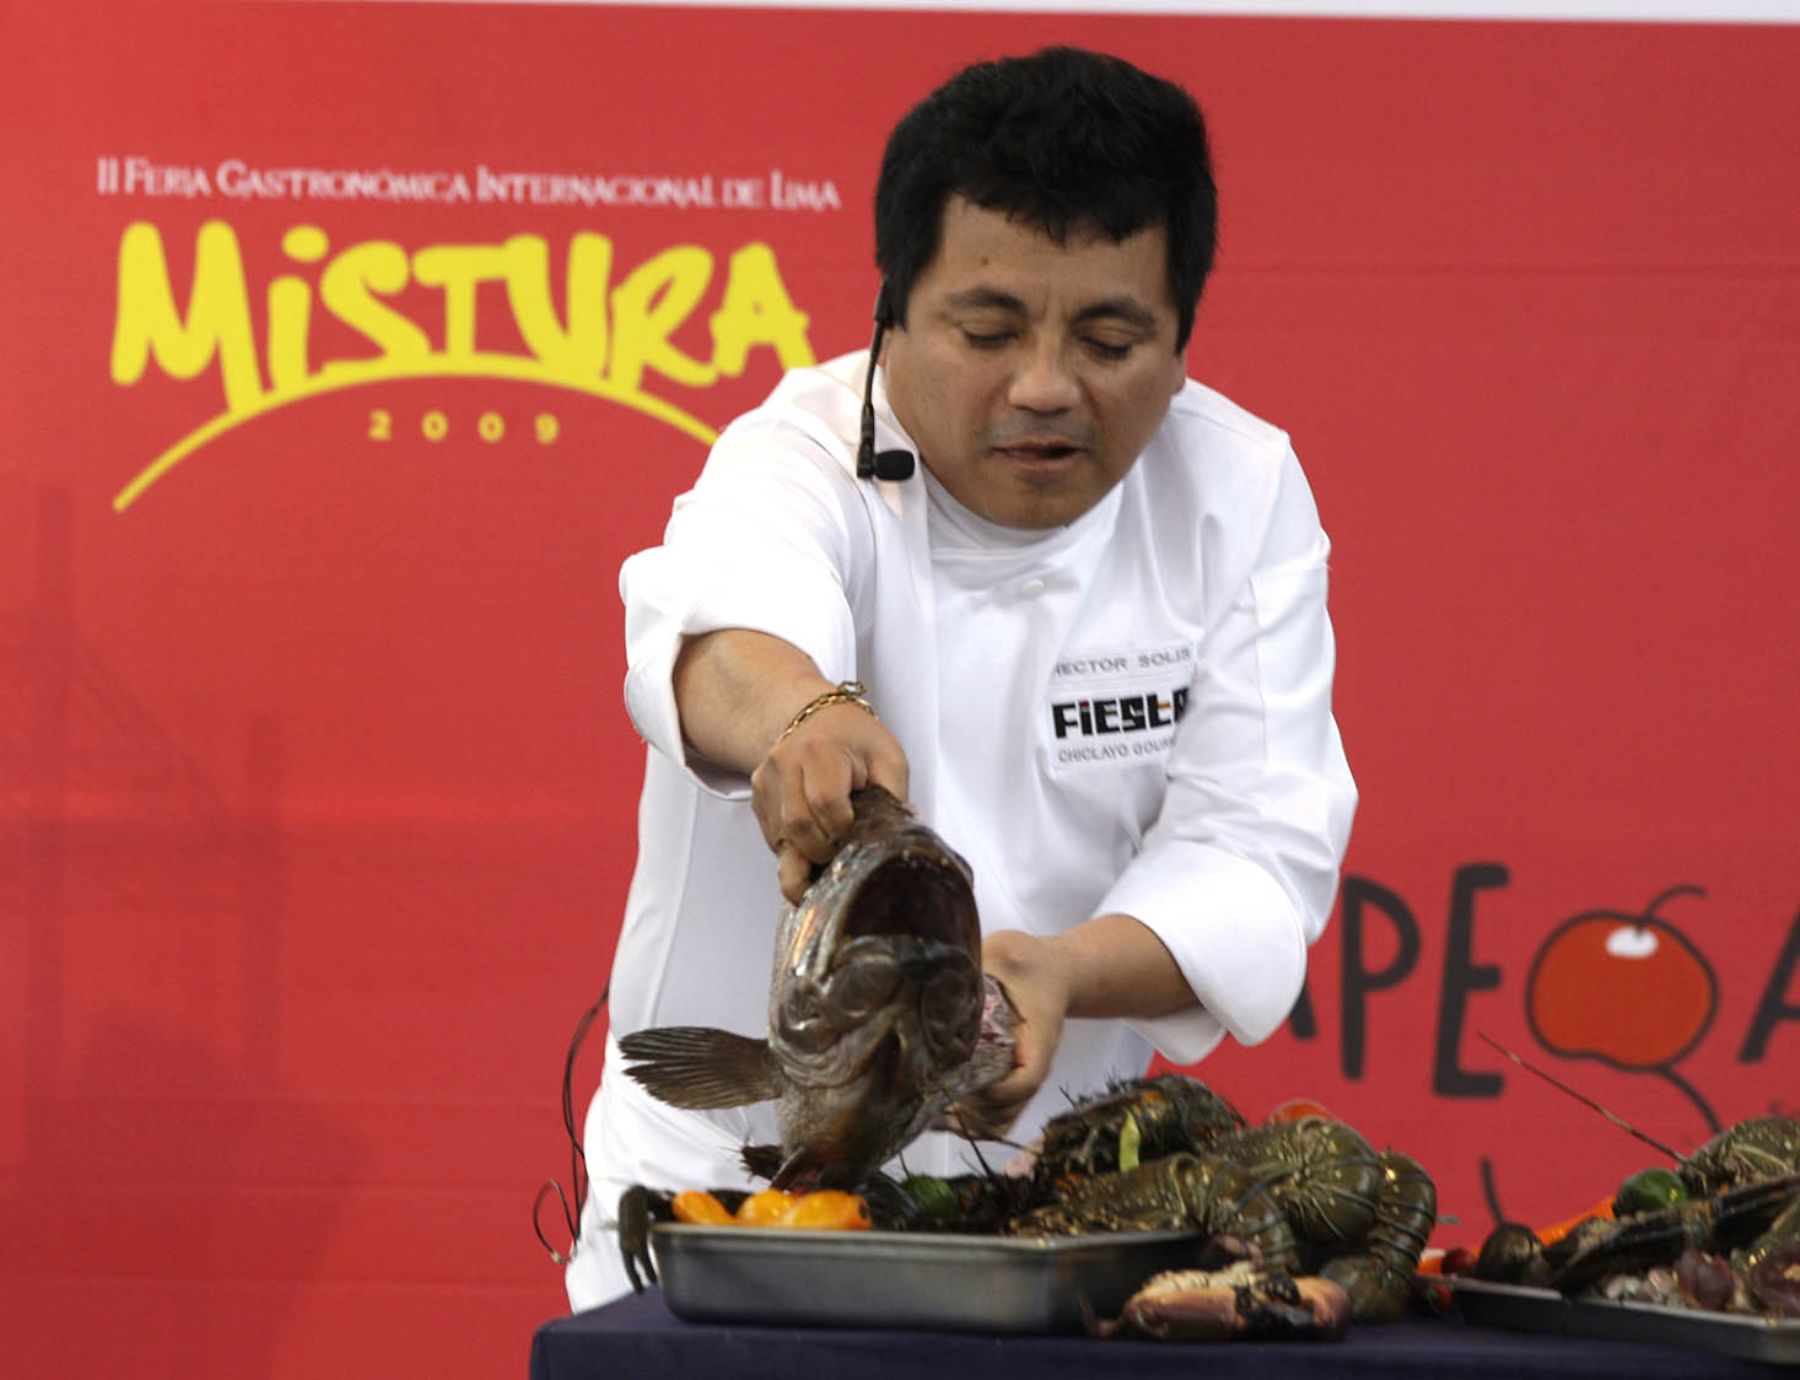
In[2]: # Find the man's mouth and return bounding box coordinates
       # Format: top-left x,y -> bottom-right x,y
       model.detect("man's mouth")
993,441 -> 1083,463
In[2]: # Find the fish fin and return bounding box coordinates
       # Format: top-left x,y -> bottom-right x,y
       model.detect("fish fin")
618,1026 -> 783,1109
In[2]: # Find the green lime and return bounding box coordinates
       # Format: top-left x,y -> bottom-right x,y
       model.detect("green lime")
1614,1167 -> 1688,1216
902,1174 -> 958,1225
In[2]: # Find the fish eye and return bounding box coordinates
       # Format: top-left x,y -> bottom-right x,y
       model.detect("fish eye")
824,954 -> 903,1016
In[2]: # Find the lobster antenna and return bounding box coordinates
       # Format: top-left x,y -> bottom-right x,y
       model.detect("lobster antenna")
966,1135 -> 999,1180
1475,1031 -> 1688,1166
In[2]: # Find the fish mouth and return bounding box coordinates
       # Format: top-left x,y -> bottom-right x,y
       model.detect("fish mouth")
841,851 -> 975,950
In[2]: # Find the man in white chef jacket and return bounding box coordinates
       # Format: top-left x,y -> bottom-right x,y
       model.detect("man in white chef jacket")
566,46 -> 1356,1310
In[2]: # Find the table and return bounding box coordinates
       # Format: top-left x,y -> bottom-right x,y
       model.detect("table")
530,1287 -> 1786,1379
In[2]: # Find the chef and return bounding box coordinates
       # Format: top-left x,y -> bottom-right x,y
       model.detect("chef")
566,45 -> 1356,1310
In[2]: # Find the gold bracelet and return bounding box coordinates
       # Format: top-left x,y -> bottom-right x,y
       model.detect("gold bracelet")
777,680 -> 875,743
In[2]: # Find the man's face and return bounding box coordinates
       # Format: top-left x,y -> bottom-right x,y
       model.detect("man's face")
882,195 -> 1186,530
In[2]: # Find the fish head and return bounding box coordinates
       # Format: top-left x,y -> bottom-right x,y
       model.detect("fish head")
764,788 -> 984,1186
766,942 -> 979,1194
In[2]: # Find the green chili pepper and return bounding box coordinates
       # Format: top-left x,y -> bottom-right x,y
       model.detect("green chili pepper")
1119,1112 -> 1142,1172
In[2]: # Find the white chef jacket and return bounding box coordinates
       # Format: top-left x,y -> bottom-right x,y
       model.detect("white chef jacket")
565,351 -> 1355,1310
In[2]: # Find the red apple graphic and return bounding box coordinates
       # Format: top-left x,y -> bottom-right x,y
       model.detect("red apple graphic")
1526,885 -> 1716,1071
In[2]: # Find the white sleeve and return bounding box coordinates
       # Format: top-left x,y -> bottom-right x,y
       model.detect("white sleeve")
1100,447 -> 1357,1062
619,419 -> 866,798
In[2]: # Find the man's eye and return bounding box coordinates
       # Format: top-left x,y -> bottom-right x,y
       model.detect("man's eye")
961,329 -> 1014,349
1086,339 -> 1133,361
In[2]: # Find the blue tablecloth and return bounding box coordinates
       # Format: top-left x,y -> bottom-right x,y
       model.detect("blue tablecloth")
530,1287 -> 1785,1380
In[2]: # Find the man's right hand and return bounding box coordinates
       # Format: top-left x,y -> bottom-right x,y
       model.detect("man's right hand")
672,629 -> 910,904
751,700 -> 909,903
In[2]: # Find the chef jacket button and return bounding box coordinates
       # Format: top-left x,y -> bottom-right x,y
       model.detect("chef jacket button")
1018,577 -> 1047,598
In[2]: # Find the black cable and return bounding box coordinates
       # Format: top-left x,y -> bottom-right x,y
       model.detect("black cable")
533,984 -> 610,1266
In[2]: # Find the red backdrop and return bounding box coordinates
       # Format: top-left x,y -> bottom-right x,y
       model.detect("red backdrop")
3,4 -> 1798,1376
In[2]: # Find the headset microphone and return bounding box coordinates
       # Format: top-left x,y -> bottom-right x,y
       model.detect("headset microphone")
856,293 -> 916,482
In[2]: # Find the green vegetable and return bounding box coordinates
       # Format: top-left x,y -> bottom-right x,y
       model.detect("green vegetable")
1119,1112 -> 1142,1172
902,1174 -> 958,1225
1614,1167 -> 1687,1216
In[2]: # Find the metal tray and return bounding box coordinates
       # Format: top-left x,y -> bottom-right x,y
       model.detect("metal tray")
652,1224 -> 1203,1333
1452,1277 -> 1800,1366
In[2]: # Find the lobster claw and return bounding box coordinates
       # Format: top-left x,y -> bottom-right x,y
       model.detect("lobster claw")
1236,1275 -> 1346,1338
1098,1262 -> 1351,1342
617,1184 -> 670,1293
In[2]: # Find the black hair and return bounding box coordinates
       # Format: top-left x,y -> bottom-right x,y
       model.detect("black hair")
874,47 -> 1217,351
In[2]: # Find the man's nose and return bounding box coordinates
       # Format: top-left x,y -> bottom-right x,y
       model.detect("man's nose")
1005,343 -> 1081,414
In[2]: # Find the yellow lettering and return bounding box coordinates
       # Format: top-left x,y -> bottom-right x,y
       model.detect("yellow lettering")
110,220 -> 265,410
607,245 -> 716,394
111,227 -> 827,511
412,243 -> 513,357
267,226 -> 329,392
709,242 -> 815,376
267,278 -> 312,393
503,233 -> 613,380
319,240 -> 431,367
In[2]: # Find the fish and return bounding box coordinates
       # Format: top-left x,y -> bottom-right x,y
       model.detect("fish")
617,784 -> 1018,1190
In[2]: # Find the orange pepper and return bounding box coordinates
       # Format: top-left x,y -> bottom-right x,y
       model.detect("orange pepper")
775,1189 -> 872,1231
1536,1196 -> 1615,1246
671,1189 -> 736,1226
735,1188 -> 799,1226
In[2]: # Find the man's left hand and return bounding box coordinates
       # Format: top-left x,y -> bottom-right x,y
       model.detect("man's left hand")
949,914 -> 1199,1140
953,929 -> 1074,1139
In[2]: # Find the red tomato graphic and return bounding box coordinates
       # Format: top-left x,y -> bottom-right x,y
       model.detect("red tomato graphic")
1526,886 -> 1715,1070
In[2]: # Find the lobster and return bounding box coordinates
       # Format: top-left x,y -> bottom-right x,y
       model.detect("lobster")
1473,1115 -> 1800,1304
615,1073 -> 1440,1331
1013,1115 -> 1437,1324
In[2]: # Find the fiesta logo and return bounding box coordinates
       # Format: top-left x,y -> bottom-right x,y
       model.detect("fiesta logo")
1050,687 -> 1189,740
107,221 -> 815,510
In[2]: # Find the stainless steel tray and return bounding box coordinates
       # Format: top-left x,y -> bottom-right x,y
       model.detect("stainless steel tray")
1452,1277 -> 1800,1365
652,1224 -> 1203,1333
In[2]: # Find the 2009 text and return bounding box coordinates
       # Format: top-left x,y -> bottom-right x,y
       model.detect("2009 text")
367,408 -> 560,444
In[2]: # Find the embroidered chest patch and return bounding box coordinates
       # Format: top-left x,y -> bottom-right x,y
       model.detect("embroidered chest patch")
1044,638 -> 1196,774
